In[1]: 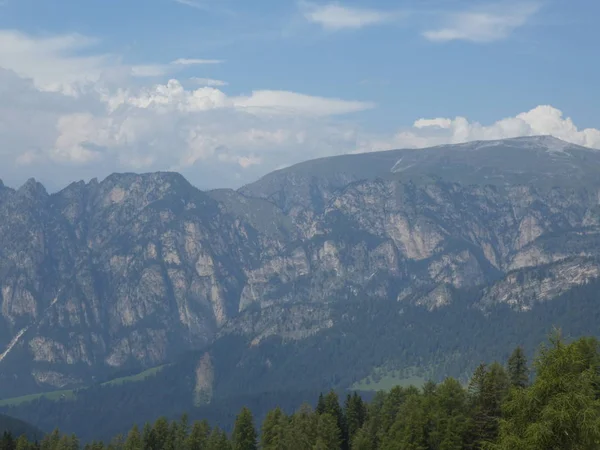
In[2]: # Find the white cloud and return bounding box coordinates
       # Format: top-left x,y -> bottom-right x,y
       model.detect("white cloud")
413,118 -> 452,129
359,105 -> 600,153
0,30 -> 373,189
232,90 -> 374,116
171,58 -> 224,65
423,3 -> 540,43
300,2 -> 393,30
191,77 -> 229,87
0,30 -> 223,93
2,30 -> 599,193
173,0 -> 207,9
103,79 -> 373,116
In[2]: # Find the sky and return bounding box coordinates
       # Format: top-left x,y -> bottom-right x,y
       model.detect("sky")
0,0 -> 599,191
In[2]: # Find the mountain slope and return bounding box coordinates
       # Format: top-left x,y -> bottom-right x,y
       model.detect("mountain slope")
0,413 -> 43,440
2,136 -> 600,438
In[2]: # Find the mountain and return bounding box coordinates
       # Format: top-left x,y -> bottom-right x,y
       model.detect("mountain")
2,136 -> 600,439
0,413 -> 43,440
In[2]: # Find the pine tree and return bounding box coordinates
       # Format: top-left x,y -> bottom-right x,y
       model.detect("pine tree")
187,421 -> 210,450
173,415 -> 189,450
1,432 -> 16,450
283,404 -> 317,450
507,347 -> 528,389
382,394 -> 427,450
314,414 -> 341,450
124,425 -> 142,450
260,408 -> 286,450
344,393 -> 366,443
15,435 -> 31,450
323,390 -> 347,449
493,335 -> 600,449
231,407 -> 257,450
206,428 -> 229,450
152,418 -> 170,450
107,434 -> 124,450
316,394 -> 326,415
351,429 -> 373,450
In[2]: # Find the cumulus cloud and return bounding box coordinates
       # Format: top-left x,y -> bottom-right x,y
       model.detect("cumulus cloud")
191,77 -> 229,87
171,58 -> 223,65
359,105 -> 600,153
423,3 -> 540,43
0,30 -> 223,93
1,30 -> 599,193
232,90 -> 374,116
300,1 -> 394,30
0,30 -> 372,189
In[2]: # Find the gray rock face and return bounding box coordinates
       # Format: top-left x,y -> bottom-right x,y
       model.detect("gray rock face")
2,136 -> 600,397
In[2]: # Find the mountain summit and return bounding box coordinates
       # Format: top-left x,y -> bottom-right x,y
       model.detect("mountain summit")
1,136 -> 600,416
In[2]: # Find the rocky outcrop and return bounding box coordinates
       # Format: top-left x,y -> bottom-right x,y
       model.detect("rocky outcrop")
2,137 -> 600,397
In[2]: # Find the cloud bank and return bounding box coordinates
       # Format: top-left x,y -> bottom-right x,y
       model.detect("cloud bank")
423,3 -> 540,43
300,2 -> 394,30
0,30 -> 599,192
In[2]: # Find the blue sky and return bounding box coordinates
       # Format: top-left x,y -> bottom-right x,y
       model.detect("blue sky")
0,0 -> 598,190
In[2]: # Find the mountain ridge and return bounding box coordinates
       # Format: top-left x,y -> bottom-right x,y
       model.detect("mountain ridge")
1,135 -> 600,412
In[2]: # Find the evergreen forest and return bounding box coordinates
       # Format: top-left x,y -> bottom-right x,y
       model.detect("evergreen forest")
3,332 -> 600,450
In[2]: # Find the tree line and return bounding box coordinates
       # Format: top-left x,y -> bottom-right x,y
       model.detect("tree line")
3,332 -> 600,450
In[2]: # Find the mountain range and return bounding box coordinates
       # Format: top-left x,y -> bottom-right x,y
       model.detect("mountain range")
2,135 -> 600,440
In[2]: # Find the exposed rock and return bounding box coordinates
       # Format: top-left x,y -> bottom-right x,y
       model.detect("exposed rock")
2,137 -> 600,397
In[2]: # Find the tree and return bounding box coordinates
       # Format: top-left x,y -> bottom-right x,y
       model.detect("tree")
321,390 -> 346,449
40,430 -> 61,450
261,408 -> 287,450
351,429 -> 373,450
1,432 -> 16,450
493,335 -> 600,450
15,436 -> 31,450
507,347 -> 528,389
173,415 -> 189,450
152,418 -> 171,450
344,393 -> 366,443
124,425 -> 142,450
316,394 -> 326,415
231,407 -> 257,450
467,362 -> 508,449
142,423 -> 156,450
206,428 -> 229,450
187,421 -> 210,450
381,394 -> 427,450
314,414 -> 341,450
284,404 -> 317,450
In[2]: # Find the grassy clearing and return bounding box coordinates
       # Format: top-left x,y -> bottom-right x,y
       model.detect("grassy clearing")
0,389 -> 76,407
0,364 -> 168,407
101,364 -> 167,386
351,366 -> 430,392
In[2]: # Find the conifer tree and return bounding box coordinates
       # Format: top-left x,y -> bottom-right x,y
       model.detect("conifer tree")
124,425 -> 142,450
231,407 -> 257,450
260,408 -> 286,450
187,421 -> 210,450
206,428 -> 230,450
314,414 -> 341,450
507,347 -> 528,389
494,335 -> 600,449
284,404 -> 317,450
316,394 -> 326,415
142,423 -> 156,450
344,393 -> 366,443
323,390 -> 347,449
1,432 -> 16,450
15,435 -> 31,450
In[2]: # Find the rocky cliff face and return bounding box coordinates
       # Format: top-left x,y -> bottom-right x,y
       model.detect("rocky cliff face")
2,136 -> 600,397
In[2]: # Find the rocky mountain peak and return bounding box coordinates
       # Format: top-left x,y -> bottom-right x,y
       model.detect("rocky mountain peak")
16,178 -> 48,202
2,135 -> 600,401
